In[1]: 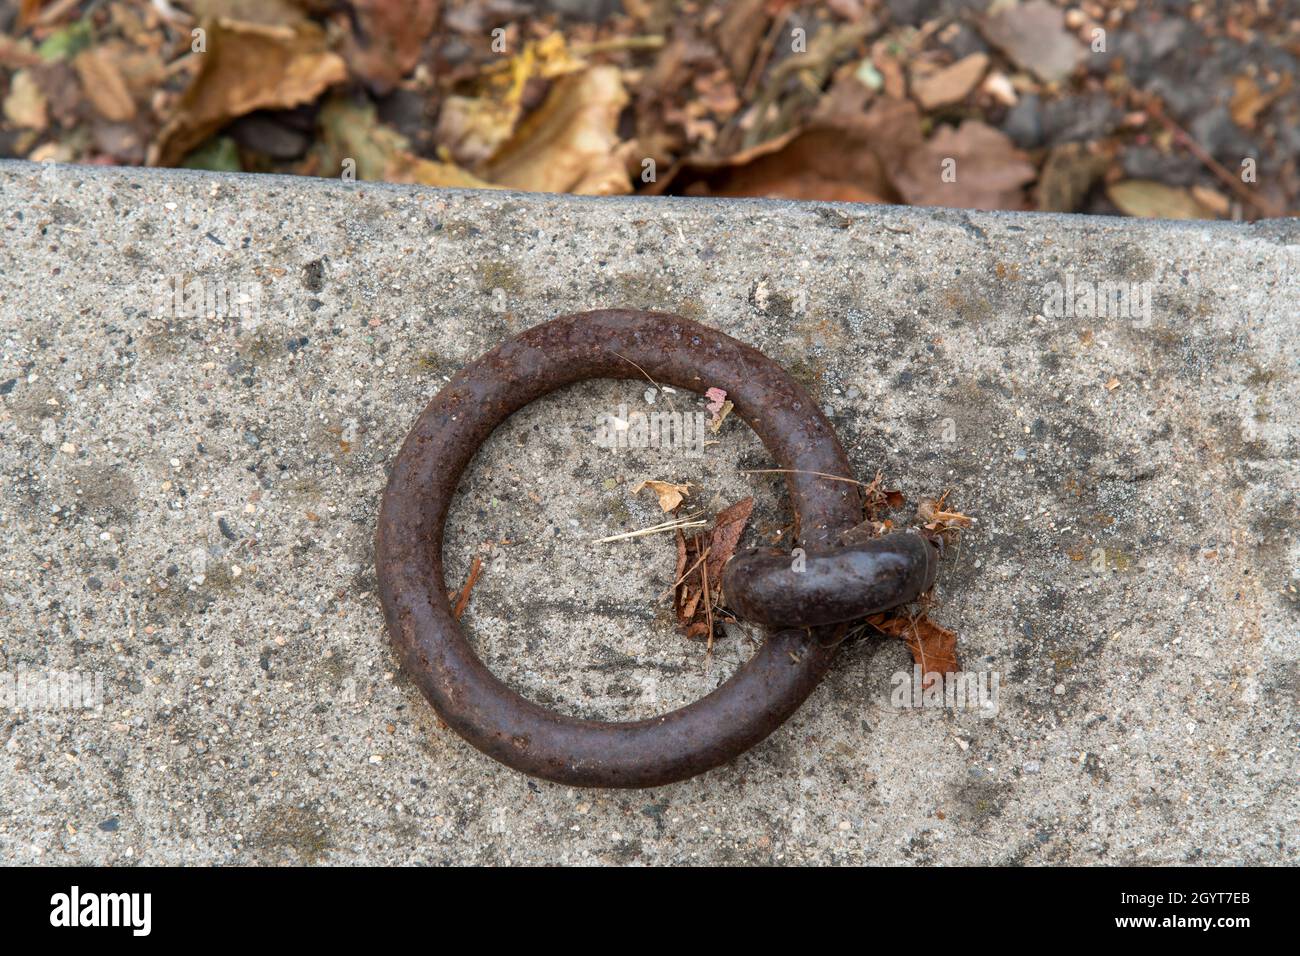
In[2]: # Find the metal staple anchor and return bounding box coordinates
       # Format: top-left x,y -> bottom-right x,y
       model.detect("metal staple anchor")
375,310 -> 938,788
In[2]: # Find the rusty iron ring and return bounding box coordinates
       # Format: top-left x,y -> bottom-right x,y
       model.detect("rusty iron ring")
376,309 -> 925,788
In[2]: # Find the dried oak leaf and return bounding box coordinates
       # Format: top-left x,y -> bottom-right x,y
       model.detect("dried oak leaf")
868,612 -> 959,682
631,479 -> 690,513
150,18 -> 347,167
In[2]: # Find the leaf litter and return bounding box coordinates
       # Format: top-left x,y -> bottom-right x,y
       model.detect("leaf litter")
2,1 -> 1293,217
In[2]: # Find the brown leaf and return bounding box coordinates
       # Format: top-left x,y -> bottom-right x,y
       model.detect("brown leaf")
435,34 -> 588,167
868,612 -> 959,681
344,0 -> 440,93
3,69 -> 47,131
150,18 -> 347,167
631,479 -> 690,513
484,65 -> 631,195
657,98 -> 924,203
0,34 -> 43,69
673,497 -> 754,641
979,0 -> 1084,84
705,496 -> 754,586
451,556 -> 484,620
435,94 -> 521,167
1190,184 -> 1231,217
917,493 -> 974,533
1107,180 -> 1213,220
715,0 -> 770,83
73,47 -> 136,122
1229,73 -> 1290,130
910,52 -> 988,110
894,120 -> 1035,210
1036,142 -> 1110,213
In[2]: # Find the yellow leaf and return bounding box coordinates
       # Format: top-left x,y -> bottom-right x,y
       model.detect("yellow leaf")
484,65 -> 632,195
438,33 -> 588,167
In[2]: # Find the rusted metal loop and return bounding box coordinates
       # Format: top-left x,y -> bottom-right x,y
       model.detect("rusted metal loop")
375,309 -> 931,788
722,534 -> 938,628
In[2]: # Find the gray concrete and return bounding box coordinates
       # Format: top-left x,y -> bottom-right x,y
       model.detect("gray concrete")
0,159 -> 1295,865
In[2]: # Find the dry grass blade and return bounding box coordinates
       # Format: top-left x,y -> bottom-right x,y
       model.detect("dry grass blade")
595,512 -> 706,543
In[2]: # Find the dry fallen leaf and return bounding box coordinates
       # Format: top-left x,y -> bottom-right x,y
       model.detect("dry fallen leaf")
980,0 -> 1084,84
1229,73 -> 1291,130
314,98 -> 492,189
705,496 -> 754,588
0,34 -> 43,70
73,47 -> 136,122
714,0 -> 770,83
868,612 -> 959,682
708,400 -> 733,433
3,69 -> 48,130
1190,184 -> 1231,217
484,65 -> 632,195
861,471 -> 906,519
1037,142 -> 1110,213
895,120 -> 1036,210
911,52 -> 988,110
631,479 -> 690,513
435,95 -> 521,168
343,0 -> 439,93
150,18 -> 347,167
917,493 -> 974,534
437,34 -> 588,168
675,497 -> 754,643
1107,180 -> 1213,220
656,98 -> 924,204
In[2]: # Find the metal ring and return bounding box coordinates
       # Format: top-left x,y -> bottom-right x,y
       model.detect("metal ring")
376,309 -> 876,787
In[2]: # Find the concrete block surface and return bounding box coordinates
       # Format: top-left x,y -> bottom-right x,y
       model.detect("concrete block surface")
0,161 -> 1295,864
